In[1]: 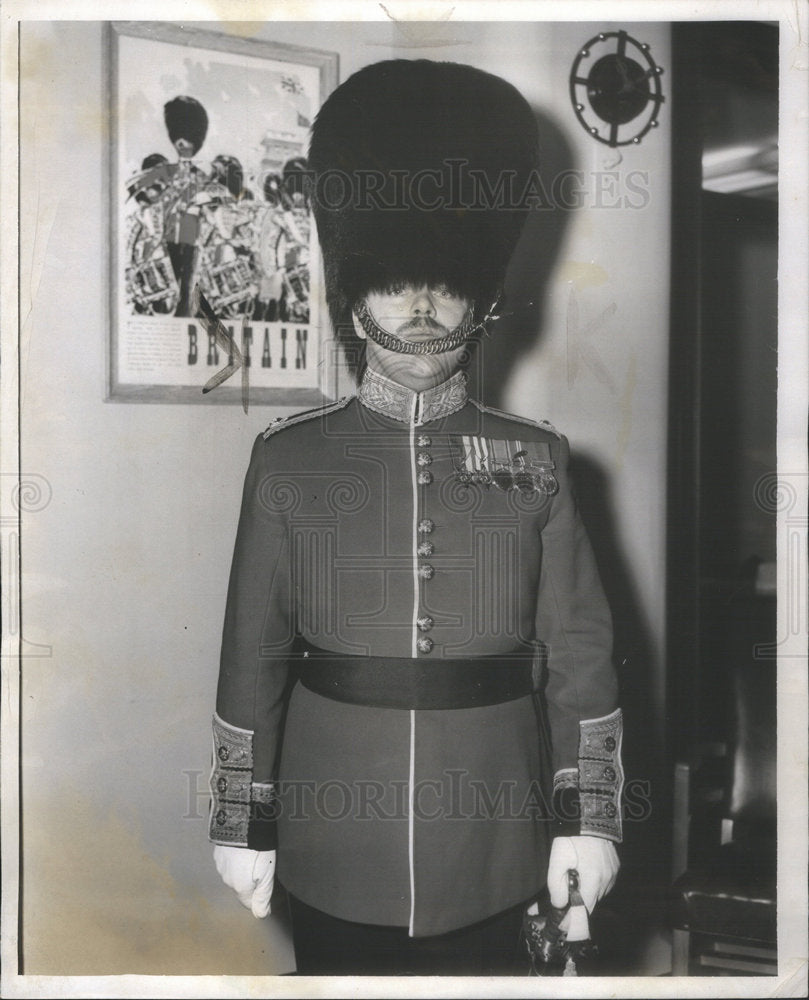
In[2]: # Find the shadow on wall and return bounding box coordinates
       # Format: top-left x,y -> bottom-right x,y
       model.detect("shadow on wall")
479,106 -> 667,861
570,452 -> 670,973
474,105 -> 669,969
470,108 -> 575,405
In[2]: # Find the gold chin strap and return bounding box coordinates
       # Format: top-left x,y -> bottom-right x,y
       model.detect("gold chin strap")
354,298 -> 495,356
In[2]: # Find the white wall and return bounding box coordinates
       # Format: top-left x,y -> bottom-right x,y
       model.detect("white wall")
18,18 -> 670,975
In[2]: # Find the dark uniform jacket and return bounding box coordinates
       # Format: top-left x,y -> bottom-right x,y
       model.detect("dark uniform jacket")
209,367 -> 623,937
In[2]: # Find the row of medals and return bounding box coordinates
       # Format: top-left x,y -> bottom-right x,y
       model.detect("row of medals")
453,462 -> 558,496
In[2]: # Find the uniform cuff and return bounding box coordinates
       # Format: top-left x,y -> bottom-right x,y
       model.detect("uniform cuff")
552,708 -> 624,842
209,713 -> 253,846
578,708 -> 624,842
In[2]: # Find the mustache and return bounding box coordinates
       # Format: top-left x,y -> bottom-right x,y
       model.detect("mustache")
397,316 -> 448,336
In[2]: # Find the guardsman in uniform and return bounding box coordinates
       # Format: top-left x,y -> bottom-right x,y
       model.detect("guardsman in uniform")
162,95 -> 210,317
209,59 -> 623,976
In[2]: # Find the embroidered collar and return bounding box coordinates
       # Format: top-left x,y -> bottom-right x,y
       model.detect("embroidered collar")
357,368 -> 468,425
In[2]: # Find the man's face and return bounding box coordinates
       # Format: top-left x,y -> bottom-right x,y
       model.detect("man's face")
173,138 -> 197,160
353,283 -> 472,391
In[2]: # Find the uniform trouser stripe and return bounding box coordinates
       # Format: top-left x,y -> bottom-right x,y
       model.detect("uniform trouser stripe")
408,709 -> 416,936
409,408 -> 419,657
408,401 -> 418,935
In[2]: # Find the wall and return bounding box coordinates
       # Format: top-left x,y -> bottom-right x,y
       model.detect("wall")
17,18 -> 670,975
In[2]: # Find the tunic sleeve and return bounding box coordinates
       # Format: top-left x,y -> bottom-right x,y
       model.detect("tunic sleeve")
209,433 -> 295,850
535,433 -> 624,842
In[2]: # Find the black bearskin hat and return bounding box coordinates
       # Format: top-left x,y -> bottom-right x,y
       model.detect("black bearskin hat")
142,153 -> 169,171
263,173 -> 283,206
211,154 -> 244,198
283,156 -> 310,204
163,96 -> 209,156
308,60 -> 539,336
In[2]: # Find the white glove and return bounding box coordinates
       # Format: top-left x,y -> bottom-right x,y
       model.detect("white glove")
213,844 -> 276,918
546,835 -> 619,913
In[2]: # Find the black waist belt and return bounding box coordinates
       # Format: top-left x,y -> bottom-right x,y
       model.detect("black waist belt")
297,643 -> 534,710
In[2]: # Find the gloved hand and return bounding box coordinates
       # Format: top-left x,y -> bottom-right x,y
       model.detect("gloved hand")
546,835 -> 619,914
213,844 -> 276,918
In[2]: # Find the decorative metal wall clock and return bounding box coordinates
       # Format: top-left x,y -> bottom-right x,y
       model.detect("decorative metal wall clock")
570,30 -> 665,147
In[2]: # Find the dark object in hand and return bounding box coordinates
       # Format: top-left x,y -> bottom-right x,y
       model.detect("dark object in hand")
522,871 -> 599,976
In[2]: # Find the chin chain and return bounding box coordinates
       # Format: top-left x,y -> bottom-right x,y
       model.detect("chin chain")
354,296 -> 502,356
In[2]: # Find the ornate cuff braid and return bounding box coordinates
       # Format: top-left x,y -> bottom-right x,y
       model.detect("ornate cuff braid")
209,713 -> 253,846
208,714 -> 280,849
551,709 -> 624,842
578,708 -> 624,842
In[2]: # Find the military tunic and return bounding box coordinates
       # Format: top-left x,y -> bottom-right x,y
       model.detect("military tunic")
209,367 -> 623,937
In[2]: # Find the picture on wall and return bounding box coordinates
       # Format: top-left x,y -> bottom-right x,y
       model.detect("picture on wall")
107,21 -> 339,404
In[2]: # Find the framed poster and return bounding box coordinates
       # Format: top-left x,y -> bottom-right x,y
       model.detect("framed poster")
107,21 -> 339,405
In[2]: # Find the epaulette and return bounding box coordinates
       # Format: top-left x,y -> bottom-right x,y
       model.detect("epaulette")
470,399 -> 561,438
263,395 -> 353,439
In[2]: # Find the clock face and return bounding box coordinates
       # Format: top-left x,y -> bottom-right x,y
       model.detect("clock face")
570,31 -> 665,147
588,54 -> 650,124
